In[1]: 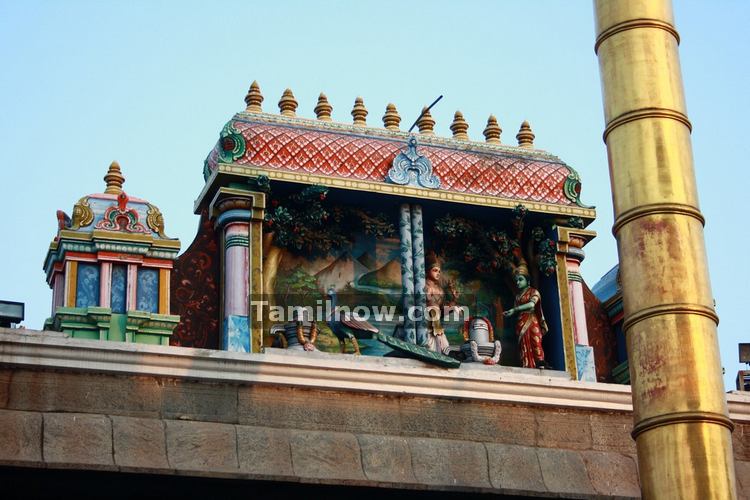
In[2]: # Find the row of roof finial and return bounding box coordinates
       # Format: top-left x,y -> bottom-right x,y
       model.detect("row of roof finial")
244,81 -> 536,148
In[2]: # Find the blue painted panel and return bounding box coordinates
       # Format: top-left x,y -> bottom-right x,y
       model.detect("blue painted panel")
222,315 -> 250,352
136,268 -> 159,313
75,263 -> 100,308
575,344 -> 597,382
111,265 -> 127,313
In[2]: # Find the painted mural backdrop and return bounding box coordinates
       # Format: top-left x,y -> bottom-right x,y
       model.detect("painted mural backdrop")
429,206 -> 558,366
259,179 -> 396,354
260,179 -> 559,366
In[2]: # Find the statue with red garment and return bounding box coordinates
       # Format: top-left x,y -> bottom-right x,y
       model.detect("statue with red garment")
503,265 -> 550,369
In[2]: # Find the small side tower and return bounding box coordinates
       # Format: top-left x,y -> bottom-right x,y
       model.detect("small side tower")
43,162 -> 181,344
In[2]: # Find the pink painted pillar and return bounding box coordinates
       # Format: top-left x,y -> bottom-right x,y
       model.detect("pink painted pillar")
99,262 -> 112,308
563,232 -> 596,382
561,235 -> 590,345
214,200 -> 252,353
568,260 -> 589,345
208,188 -> 265,353
224,222 -> 250,319
126,264 -> 138,311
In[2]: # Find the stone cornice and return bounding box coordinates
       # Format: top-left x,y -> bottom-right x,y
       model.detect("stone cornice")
1,329 -> 748,421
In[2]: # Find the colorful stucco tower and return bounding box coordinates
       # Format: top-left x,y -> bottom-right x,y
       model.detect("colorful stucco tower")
169,83 -> 607,381
43,162 -> 181,344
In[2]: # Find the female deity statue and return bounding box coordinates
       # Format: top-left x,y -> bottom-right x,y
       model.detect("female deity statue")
503,265 -> 549,369
424,252 -> 459,354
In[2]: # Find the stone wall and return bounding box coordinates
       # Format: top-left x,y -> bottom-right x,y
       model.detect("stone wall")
0,329 -> 747,498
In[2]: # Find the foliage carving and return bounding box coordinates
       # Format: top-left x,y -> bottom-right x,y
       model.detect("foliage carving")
433,204 -> 557,287
264,183 -> 395,257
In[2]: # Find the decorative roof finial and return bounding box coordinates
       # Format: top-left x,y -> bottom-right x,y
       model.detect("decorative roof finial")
314,93 -> 333,121
279,88 -> 298,117
450,111 -> 469,140
244,81 -> 263,113
516,120 -> 535,148
382,103 -> 401,131
351,96 -> 368,126
417,106 -> 435,135
483,115 -> 502,144
103,161 -> 125,195
386,136 -> 440,189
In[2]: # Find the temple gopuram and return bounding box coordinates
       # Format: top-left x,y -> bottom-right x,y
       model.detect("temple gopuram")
0,2 -> 747,498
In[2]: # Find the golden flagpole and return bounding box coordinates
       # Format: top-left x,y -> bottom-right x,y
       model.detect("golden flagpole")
593,1 -> 737,498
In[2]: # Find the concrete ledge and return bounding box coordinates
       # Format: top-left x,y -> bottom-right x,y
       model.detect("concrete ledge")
0,329 -> 633,413
3,329 -> 748,422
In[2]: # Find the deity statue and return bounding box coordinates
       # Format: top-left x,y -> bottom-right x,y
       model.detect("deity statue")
424,252 -> 459,354
503,265 -> 549,369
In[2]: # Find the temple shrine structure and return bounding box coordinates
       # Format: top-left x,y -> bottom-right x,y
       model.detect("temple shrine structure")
0,1 -> 747,498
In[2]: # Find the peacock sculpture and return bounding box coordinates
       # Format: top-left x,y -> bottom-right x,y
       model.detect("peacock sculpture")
326,287 -> 379,355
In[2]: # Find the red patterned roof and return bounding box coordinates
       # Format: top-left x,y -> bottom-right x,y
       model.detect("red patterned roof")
206,116 -> 582,207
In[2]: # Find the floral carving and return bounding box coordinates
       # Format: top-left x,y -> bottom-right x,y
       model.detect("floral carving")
95,192 -> 148,233
170,210 -> 220,348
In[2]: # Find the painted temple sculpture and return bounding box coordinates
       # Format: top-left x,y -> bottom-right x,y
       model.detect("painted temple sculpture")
44,161 -> 181,344
44,82 -> 626,382
504,265 -> 550,369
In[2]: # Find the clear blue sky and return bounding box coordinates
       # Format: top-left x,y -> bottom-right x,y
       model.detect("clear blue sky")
1,1 -> 747,388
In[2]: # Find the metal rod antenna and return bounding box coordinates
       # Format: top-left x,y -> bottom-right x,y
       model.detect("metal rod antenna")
407,95 -> 443,133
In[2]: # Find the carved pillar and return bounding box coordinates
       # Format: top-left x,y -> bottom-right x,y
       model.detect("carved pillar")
410,204 -> 427,345
210,188 -> 265,353
248,195 -> 265,353
556,227 -> 596,381
387,136 -> 441,345
224,219 -> 250,352
594,1 -> 737,497
398,204 -> 416,343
